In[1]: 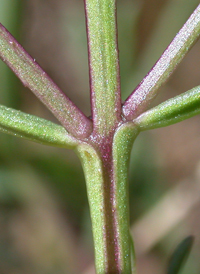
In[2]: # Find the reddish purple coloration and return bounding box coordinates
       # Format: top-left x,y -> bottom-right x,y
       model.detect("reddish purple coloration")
122,4 -> 200,120
89,130 -> 123,273
83,0 -> 125,266
0,2 -> 200,273
0,23 -> 92,139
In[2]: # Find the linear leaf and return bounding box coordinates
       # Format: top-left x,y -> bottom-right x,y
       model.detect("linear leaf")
135,86 -> 200,130
0,104 -> 79,148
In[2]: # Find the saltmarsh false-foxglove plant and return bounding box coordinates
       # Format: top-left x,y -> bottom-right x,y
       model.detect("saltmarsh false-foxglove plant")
0,1 -> 200,274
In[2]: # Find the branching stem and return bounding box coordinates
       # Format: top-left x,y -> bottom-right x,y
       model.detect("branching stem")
122,4 -> 200,120
0,23 -> 92,138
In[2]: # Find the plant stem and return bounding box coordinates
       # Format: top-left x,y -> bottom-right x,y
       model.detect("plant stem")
83,0 -> 136,272
84,0 -> 121,137
122,4 -> 200,120
83,0 -> 139,272
0,24 -> 92,139
77,123 -> 138,274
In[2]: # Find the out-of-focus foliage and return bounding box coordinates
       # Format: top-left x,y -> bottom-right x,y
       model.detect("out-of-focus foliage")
167,236 -> 194,274
0,0 -> 200,273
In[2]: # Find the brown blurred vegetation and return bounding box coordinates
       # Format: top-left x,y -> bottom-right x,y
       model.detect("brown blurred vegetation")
0,0 -> 200,273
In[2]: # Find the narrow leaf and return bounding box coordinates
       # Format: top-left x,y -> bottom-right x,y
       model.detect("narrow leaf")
0,23 -> 92,138
123,4 -> 200,120
0,104 -> 79,148
135,86 -> 200,131
167,236 -> 194,274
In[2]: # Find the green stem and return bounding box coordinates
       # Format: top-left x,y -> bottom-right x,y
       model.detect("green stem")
85,0 -> 122,136
83,0 -> 138,272
76,123 -> 138,274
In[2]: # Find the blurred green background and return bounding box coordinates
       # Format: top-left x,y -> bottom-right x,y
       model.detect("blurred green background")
0,0 -> 200,273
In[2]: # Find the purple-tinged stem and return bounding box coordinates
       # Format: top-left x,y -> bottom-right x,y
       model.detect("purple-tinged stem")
0,23 -> 92,139
122,4 -> 200,120
77,122 -> 138,274
83,0 -> 135,272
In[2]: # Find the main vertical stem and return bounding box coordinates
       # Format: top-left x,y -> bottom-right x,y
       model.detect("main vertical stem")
76,123 -> 138,273
83,0 -> 138,272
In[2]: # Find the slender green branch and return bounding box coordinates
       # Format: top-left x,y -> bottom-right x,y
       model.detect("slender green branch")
134,86 -> 200,131
112,122 -> 138,273
76,143 -> 107,273
85,0 -> 122,136
123,4 -> 200,120
0,104 -> 79,148
0,23 -> 92,139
